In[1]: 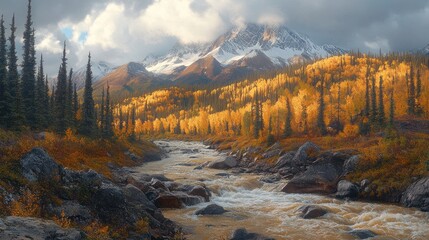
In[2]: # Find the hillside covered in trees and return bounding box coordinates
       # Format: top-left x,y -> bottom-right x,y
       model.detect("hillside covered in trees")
115,54 -> 429,140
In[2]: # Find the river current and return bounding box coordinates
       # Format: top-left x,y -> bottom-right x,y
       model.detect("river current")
131,140 -> 429,240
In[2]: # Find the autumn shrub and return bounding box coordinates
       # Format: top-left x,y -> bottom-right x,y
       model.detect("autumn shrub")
83,221 -> 111,240
53,210 -> 72,229
10,189 -> 41,217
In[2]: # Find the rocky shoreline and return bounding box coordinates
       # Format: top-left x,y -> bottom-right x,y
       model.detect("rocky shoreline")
204,139 -> 429,213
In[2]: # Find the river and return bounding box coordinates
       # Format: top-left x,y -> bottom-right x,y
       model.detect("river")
131,140 -> 429,240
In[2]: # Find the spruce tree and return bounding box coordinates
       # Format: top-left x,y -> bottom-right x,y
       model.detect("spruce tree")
378,76 -> 385,126
130,105 -> 136,140
253,90 -> 260,139
35,55 -> 46,128
267,115 -> 275,146
389,89 -> 394,127
283,97 -> 292,137
0,15 -> 7,127
72,83 -> 78,126
416,69 -> 421,98
44,75 -> 50,126
118,107 -> 123,131
317,77 -> 327,135
21,0 -> 37,127
407,65 -> 415,115
8,15 -> 24,129
364,65 -> 370,116
100,87 -> 105,131
80,53 -> 97,136
370,76 -> 377,125
49,84 -> 55,126
103,84 -> 114,138
66,68 -> 73,126
54,42 -> 68,134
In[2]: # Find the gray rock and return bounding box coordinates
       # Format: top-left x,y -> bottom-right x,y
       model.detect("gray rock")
291,141 -> 320,166
188,186 -> 211,202
154,193 -> 183,209
282,158 -> 342,194
195,204 -> 227,215
0,216 -> 84,240
342,155 -> 360,175
230,228 -> 274,240
335,180 -> 360,199
261,149 -> 281,159
150,178 -> 169,191
348,229 -> 377,239
274,152 -> 295,169
298,205 -> 328,219
138,174 -> 171,182
360,179 -> 370,189
50,201 -> 92,223
400,177 -> 429,211
20,148 -> 62,182
208,156 -> 238,169
123,184 -> 157,212
171,191 -> 205,206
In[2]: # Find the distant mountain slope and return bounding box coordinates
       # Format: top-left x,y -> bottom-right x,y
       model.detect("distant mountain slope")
72,61 -> 116,89
90,62 -> 168,101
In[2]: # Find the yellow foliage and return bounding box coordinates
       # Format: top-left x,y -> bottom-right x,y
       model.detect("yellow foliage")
10,189 -> 41,217
340,124 -> 359,138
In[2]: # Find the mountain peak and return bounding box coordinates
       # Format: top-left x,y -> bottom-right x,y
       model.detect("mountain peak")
144,23 -> 346,75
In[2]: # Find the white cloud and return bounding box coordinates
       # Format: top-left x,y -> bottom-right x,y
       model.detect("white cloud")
137,0 -> 226,44
35,32 -> 63,54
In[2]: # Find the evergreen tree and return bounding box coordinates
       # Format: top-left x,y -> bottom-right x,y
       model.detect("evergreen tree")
21,0 -> 37,127
378,76 -> 385,126
317,76 -> 327,135
389,88 -> 394,127
66,68 -> 73,126
118,107 -> 123,131
72,83 -> 78,126
253,90 -> 260,139
100,87 -> 105,130
407,65 -> 415,115
364,65 -> 370,116
35,54 -> 46,128
103,84 -> 114,138
283,97 -> 292,137
44,75 -> 50,126
267,116 -> 275,146
8,15 -> 24,129
0,15 -> 7,127
49,85 -> 55,125
416,68 -> 421,98
370,76 -> 377,124
130,105 -> 136,140
80,53 -> 97,136
54,42 -> 68,134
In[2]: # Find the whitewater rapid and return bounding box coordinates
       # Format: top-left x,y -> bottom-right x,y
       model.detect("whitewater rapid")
131,140 -> 429,240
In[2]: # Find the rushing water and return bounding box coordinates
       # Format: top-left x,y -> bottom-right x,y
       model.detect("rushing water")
131,140 -> 429,240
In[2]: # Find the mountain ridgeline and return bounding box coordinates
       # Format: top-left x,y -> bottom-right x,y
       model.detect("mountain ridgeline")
77,23 -> 348,100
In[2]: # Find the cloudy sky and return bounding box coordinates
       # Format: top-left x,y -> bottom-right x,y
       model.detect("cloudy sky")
1,0 -> 428,75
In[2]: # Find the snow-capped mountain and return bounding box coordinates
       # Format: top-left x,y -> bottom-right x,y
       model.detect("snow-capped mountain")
144,23 -> 347,75
72,61 -> 116,89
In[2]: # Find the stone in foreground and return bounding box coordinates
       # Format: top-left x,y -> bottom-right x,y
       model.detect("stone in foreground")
0,216 -> 84,240
298,205 -> 328,219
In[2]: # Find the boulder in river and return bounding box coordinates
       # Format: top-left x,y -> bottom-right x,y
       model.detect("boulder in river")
335,180 -> 360,199
230,228 -> 274,240
274,152 -> 295,169
188,185 -> 211,202
0,216 -> 84,240
298,205 -> 328,219
282,159 -> 341,194
400,177 -> 429,212
20,148 -> 62,182
195,204 -> 227,215
154,193 -> 183,209
348,229 -> 377,239
208,156 -> 238,169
